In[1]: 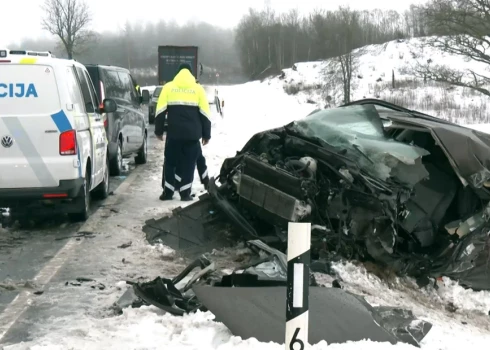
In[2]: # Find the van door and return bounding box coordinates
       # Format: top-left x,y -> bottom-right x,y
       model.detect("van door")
74,66 -> 105,189
117,71 -> 141,150
0,62 -> 65,189
106,69 -> 134,154
129,73 -> 145,145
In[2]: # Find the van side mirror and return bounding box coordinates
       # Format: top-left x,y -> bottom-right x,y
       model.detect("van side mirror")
141,90 -> 150,104
102,98 -> 117,113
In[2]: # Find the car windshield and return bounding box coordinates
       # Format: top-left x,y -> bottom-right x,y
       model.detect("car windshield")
290,104 -> 430,184
153,87 -> 162,97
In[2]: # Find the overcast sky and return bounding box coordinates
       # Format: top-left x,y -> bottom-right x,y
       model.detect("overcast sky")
0,0 -> 425,47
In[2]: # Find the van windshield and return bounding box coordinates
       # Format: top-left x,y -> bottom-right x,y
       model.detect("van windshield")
0,64 -> 61,116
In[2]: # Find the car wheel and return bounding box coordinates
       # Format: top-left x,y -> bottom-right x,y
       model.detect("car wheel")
110,139 -> 123,176
135,133 -> 148,165
68,170 -> 90,222
93,154 -> 110,200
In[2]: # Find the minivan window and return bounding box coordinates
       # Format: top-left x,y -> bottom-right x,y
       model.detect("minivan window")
117,72 -> 133,102
103,70 -> 125,100
153,87 -> 162,97
75,67 -> 95,113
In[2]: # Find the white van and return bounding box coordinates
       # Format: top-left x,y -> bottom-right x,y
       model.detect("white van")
0,49 -> 116,223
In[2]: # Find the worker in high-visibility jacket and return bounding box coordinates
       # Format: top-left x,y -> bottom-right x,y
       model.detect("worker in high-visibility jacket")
154,63 -> 211,201
134,81 -> 141,96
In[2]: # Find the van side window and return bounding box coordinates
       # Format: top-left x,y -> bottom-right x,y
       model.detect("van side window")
117,72 -> 134,102
66,66 -> 84,111
84,71 -> 100,109
103,70 -> 124,100
75,67 -> 95,113
129,74 -> 140,103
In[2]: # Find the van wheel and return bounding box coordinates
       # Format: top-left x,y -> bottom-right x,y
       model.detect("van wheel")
93,155 -> 110,200
110,139 -> 123,176
68,171 -> 90,222
135,133 -> 148,165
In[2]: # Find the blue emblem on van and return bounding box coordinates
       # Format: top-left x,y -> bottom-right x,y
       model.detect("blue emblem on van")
0,83 -> 38,98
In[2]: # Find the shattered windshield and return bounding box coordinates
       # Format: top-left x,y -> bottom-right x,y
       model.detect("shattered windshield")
290,105 -> 430,185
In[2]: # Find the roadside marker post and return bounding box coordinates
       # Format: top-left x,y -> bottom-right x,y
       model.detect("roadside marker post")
285,222 -> 311,350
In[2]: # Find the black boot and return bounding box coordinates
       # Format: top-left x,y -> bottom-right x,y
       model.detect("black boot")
202,176 -> 209,190
180,189 -> 193,202
159,192 -> 173,201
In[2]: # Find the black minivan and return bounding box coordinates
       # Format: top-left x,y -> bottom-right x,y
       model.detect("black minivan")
85,64 -> 150,175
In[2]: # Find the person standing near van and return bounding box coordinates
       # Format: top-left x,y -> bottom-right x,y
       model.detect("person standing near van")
154,63 -> 211,201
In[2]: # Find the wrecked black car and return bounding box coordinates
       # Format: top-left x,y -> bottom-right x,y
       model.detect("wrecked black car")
209,99 -> 490,291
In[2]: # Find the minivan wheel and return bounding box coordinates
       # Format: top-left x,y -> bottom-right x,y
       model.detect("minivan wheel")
110,139 -> 123,176
135,133 -> 148,165
93,155 -> 110,200
68,171 -> 90,222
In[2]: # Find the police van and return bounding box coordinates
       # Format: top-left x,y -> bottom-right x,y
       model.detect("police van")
0,49 -> 117,223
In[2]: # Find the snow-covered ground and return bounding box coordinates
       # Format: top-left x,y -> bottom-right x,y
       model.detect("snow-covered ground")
271,37 -> 490,125
5,40 -> 490,349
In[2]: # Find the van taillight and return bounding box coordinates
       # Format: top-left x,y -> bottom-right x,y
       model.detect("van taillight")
60,130 -> 77,155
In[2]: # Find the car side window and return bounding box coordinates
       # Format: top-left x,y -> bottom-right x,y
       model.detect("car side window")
103,69 -> 124,100
75,67 -> 95,113
117,72 -> 134,103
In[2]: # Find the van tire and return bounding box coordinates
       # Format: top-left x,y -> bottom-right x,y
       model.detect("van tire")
68,171 -> 90,222
93,155 -> 110,200
110,139 -> 123,176
135,133 -> 148,165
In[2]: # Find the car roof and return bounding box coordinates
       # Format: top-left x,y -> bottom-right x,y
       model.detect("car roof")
84,64 -> 130,73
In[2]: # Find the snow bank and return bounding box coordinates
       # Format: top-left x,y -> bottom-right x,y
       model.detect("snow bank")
273,38 -> 490,125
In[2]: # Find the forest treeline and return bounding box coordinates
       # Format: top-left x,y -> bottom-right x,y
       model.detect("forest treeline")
13,1 -> 475,85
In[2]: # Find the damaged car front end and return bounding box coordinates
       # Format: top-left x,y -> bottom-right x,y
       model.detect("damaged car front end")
213,99 -> 490,290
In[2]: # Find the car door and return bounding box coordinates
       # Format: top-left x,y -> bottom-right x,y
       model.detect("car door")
117,71 -> 141,150
74,66 -> 105,188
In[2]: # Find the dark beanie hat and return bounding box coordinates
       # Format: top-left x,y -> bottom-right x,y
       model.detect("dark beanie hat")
177,63 -> 193,75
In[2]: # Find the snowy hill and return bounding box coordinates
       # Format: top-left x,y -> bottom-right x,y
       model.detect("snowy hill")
266,38 -> 490,125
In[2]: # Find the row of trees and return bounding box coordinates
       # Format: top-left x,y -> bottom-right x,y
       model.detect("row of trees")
234,3 -> 477,79
235,0 -> 490,103
16,0 -> 242,85
17,0 -> 490,96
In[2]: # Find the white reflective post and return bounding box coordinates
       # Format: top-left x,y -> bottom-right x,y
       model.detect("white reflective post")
285,222 -> 311,350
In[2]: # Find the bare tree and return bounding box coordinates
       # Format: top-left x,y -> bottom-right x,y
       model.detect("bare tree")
323,8 -> 363,104
411,0 -> 490,96
41,0 -> 95,59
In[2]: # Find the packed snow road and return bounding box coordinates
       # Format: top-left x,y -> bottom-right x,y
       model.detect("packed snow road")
0,127 -> 179,345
